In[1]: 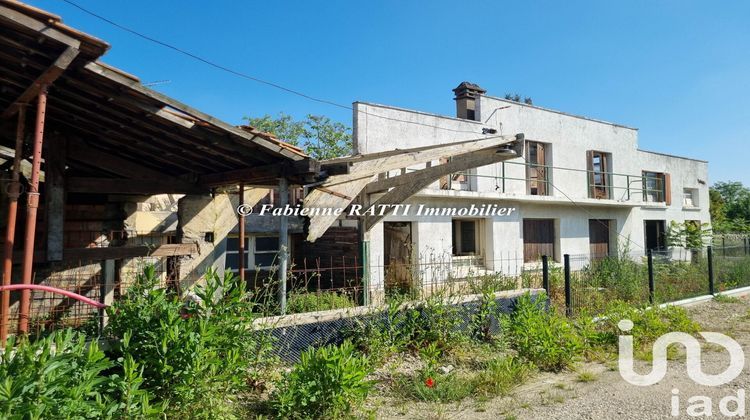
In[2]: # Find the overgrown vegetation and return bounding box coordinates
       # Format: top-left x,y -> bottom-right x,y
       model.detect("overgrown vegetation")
271,342 -> 373,419
287,289 -> 356,314
0,330 -> 161,419
502,294 -> 582,372
105,266 -> 271,418
1,262 -> 714,418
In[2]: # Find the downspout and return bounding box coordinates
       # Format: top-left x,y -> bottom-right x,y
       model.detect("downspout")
17,85 -> 48,334
0,105 -> 26,345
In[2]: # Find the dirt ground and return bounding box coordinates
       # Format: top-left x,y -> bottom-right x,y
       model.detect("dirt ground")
371,295 -> 750,420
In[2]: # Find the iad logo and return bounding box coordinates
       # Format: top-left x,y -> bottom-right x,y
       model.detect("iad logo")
617,319 -> 747,417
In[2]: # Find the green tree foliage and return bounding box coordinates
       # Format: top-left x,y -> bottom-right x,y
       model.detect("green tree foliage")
245,113 -> 352,160
711,181 -> 750,232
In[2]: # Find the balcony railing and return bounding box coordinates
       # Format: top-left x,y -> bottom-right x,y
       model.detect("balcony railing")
404,161 -> 666,203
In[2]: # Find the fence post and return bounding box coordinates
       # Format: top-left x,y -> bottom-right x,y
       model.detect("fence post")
647,250 -> 655,304
708,246 -> 715,295
744,237 -> 748,256
563,254 -> 571,317
541,255 -> 550,296
722,237 -> 726,257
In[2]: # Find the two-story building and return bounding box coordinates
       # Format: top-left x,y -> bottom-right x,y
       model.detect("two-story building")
356,82 -> 710,295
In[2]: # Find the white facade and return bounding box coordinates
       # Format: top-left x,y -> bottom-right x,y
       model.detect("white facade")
354,87 -> 710,294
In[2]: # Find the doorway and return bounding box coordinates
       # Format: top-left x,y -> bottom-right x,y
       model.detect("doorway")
644,220 -> 666,253
588,219 -> 613,260
383,222 -> 413,295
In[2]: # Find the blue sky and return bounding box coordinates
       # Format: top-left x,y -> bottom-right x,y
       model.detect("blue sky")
30,0 -> 750,184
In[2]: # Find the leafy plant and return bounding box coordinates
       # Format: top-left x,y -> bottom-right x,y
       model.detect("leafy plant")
502,293 -> 582,372
105,265 -> 267,418
0,329 -> 161,419
272,341 -> 373,419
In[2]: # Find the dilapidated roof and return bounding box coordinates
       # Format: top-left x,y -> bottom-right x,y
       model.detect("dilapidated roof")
0,0 -> 317,193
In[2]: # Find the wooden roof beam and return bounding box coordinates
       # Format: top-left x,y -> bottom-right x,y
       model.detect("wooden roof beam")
1,46 -> 79,119
84,61 -> 307,162
66,177 -> 208,195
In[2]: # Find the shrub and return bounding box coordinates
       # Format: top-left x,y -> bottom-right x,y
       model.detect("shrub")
106,266 -> 268,418
502,293 -> 582,372
595,301 -> 700,350
348,293 -> 465,361
0,329 -> 161,419
287,290 -> 355,314
272,342 -> 373,419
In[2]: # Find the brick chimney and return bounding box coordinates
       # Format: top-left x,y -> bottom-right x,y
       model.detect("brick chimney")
453,81 -> 486,121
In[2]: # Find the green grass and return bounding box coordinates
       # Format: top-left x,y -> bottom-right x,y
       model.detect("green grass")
713,294 -> 742,304
575,370 -> 598,383
286,289 -> 355,313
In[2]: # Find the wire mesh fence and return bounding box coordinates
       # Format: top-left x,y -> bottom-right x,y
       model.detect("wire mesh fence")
547,242 -> 750,317
9,234 -> 750,340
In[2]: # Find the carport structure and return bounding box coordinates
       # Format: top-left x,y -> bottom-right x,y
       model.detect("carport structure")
0,1 -> 317,341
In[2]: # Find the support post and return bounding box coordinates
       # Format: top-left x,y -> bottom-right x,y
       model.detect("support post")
647,249 -> 655,304
708,246 -> 715,295
99,259 -> 115,332
361,240 -> 370,306
18,86 -> 48,334
277,178 -> 289,314
45,135 -> 66,261
1,106 -> 26,345
563,254 -> 571,317
541,255 -> 550,296
238,183 -> 245,282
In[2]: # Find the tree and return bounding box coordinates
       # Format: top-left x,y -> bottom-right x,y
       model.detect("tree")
244,113 -> 352,160
711,181 -> 750,233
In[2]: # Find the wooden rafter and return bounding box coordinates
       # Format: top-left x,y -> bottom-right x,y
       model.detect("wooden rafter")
66,177 -> 207,195
303,134 -> 524,241
1,46 -> 79,118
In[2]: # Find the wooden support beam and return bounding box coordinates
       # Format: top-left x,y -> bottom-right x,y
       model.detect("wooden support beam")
2,46 -> 79,119
363,150 -> 513,230
0,5 -> 82,50
199,158 -> 319,187
66,177 -> 208,195
322,134 -> 520,188
303,134 -> 523,241
45,135 -> 66,261
67,138 -> 170,180
84,61 -> 306,162
62,243 -> 198,261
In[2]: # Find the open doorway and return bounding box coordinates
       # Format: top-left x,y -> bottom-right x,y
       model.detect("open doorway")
644,220 -> 666,253
383,222 -> 413,295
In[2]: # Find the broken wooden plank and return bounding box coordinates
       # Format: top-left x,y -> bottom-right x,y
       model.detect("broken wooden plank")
62,243 -> 198,261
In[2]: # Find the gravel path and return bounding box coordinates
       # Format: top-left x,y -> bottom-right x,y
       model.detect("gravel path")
374,295 -> 750,419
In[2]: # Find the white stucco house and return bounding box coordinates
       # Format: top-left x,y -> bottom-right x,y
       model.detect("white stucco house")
357,82 -> 710,293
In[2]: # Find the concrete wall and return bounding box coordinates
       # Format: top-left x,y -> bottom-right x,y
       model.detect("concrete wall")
354,93 -> 710,294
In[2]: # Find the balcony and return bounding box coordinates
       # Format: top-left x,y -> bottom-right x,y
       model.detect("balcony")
415,161 -> 667,207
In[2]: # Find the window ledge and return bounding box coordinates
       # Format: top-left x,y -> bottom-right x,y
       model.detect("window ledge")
641,203 -> 667,209
682,206 -> 701,211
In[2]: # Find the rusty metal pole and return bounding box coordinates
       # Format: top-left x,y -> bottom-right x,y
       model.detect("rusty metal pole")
17,86 -> 48,334
1,106 -> 27,344
238,183 -> 245,281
